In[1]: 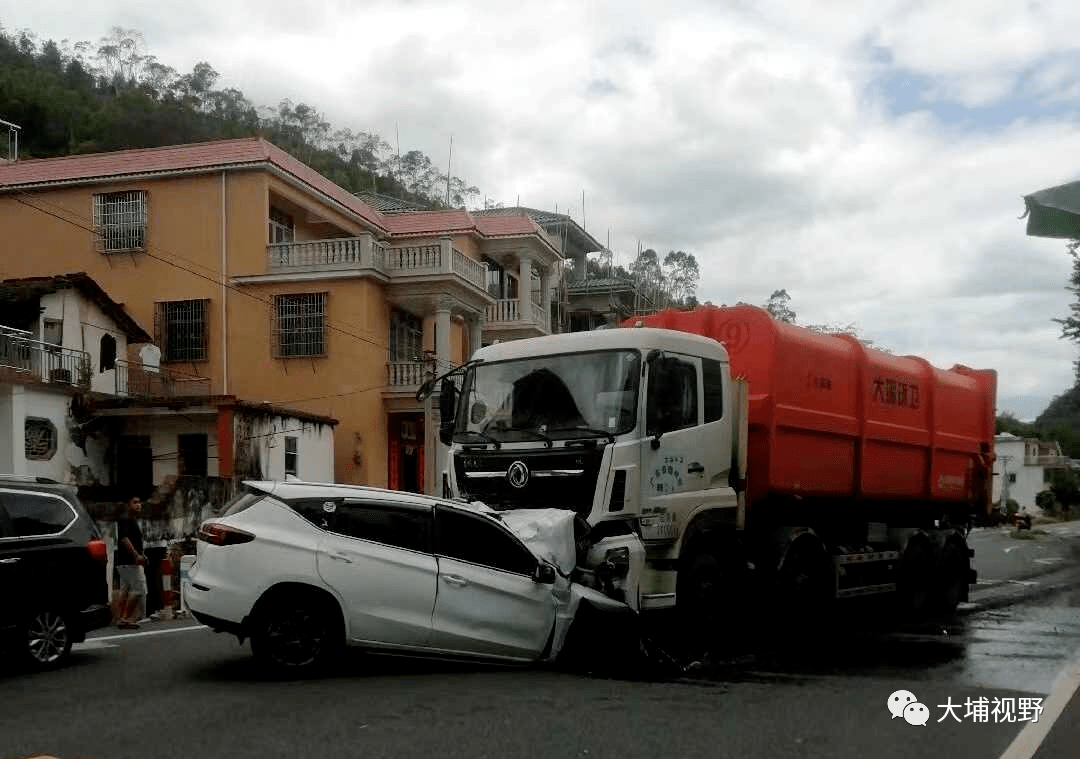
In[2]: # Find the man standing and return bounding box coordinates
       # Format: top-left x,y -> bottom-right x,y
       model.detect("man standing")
114,495 -> 147,629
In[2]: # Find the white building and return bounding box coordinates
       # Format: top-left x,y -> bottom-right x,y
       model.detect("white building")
991,433 -> 1069,514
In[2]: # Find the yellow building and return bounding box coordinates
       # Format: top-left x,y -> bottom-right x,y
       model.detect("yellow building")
0,138 -> 563,493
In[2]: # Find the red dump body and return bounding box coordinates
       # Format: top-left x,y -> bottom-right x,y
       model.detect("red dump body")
627,305 -> 997,511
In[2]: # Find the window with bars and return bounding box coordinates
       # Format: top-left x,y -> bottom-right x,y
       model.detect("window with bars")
389,309 -> 423,362
155,299 -> 209,362
269,207 -> 295,244
93,190 -> 148,252
274,293 -> 327,358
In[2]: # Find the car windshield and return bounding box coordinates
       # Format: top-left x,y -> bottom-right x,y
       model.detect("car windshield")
457,349 -> 641,441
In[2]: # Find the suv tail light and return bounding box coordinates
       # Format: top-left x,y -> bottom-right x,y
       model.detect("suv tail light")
198,522 -> 255,546
87,538 -> 109,564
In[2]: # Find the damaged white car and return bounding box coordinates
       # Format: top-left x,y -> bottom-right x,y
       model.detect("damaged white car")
186,481 -> 636,671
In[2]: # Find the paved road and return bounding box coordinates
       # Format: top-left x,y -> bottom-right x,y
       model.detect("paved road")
2,522 -> 1078,759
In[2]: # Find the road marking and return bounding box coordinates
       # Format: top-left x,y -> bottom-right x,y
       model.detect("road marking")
1033,558 -> 1064,565
72,639 -> 119,651
998,644 -> 1080,759
87,623 -> 208,643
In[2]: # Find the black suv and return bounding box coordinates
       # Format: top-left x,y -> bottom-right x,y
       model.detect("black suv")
0,476 -> 111,668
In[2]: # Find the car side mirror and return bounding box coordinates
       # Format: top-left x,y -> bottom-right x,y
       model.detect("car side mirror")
533,562 -> 557,584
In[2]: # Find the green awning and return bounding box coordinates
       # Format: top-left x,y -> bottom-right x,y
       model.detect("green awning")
1024,179 -> 1080,239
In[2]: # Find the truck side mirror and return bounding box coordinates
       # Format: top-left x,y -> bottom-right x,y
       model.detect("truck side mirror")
438,378 -> 458,445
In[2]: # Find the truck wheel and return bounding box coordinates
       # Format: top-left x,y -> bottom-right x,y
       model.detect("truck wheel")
778,538 -> 833,627
899,536 -> 934,619
933,541 -> 969,616
677,543 -> 742,658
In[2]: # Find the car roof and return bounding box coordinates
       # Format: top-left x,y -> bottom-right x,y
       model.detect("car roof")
242,480 -> 490,517
0,475 -> 79,498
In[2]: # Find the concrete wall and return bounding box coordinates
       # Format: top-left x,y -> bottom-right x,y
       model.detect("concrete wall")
992,436 -> 1050,513
234,410 -> 335,483
37,288 -> 133,395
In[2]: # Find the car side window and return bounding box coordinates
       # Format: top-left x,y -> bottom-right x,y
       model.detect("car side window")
0,491 -> 75,536
434,507 -> 536,576
702,358 -> 725,422
333,502 -> 432,553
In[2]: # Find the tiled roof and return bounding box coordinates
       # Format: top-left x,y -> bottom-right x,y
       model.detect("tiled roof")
0,139 -> 559,245
382,209 -> 541,238
353,192 -> 433,213
0,138 -> 387,231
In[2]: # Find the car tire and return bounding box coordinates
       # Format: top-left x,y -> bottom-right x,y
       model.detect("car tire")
250,591 -> 340,672
25,609 -> 73,669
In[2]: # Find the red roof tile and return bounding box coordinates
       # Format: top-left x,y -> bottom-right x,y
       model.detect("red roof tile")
383,209 -> 542,238
0,137 -> 387,231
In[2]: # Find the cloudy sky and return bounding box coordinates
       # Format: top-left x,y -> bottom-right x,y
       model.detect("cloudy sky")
4,0 -> 1080,419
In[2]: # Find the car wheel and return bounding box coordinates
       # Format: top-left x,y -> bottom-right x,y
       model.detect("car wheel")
25,609 -> 73,668
250,593 -> 339,672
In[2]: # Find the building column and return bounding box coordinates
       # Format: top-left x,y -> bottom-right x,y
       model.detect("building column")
435,305 -> 452,371
468,315 -> 483,357
540,269 -> 552,332
429,304 -> 453,498
518,256 -> 532,323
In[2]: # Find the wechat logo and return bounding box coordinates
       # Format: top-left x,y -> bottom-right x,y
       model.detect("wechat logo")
888,690 -> 929,726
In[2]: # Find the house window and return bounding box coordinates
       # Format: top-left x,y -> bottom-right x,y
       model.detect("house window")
1008,473 -> 1017,484
42,319 -> 63,348
99,334 -> 117,372
92,190 -> 147,252
178,434 -> 208,477
284,436 -> 298,477
274,293 -> 327,358
155,299 -> 209,362
269,207 -> 295,244
25,418 -> 57,461
389,309 -> 423,362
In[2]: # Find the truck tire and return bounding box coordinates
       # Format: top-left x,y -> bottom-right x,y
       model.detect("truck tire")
933,540 -> 970,616
898,536 -> 935,619
777,537 -> 833,628
676,539 -> 745,658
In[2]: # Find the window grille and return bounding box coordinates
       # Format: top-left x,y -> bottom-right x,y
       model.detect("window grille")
25,417 -> 57,460
93,190 -> 148,252
155,299 -> 209,362
269,207 -> 295,244
274,293 -> 327,358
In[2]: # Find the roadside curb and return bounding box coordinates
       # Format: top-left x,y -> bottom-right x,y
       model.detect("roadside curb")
960,566 -> 1078,615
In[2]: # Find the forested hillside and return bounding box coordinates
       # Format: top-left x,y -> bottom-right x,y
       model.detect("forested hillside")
0,25 -> 479,208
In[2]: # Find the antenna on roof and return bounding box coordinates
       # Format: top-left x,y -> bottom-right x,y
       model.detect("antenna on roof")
1,118 -> 20,162
446,134 -> 453,207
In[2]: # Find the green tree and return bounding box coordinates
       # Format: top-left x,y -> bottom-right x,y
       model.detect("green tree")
663,250 -> 699,306
765,289 -> 796,322
1056,241 -> 1080,384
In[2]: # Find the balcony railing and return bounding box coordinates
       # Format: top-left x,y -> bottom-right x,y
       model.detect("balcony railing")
267,237 -> 487,292
485,299 -> 549,331
114,360 -> 211,398
387,361 -> 428,388
1026,454 -> 1069,468
268,237 -> 385,271
0,326 -> 90,388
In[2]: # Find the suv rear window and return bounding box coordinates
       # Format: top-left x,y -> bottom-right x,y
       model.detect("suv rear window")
222,492 -> 264,517
0,491 -> 76,537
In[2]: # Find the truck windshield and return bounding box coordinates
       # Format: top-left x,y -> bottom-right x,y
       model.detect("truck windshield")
457,349 -> 641,441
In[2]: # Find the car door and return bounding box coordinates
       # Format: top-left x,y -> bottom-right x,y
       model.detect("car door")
0,489 -> 78,629
430,506 -> 556,660
306,498 -> 437,648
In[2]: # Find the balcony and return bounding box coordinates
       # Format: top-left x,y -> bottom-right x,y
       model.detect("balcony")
483,298 -> 551,341
267,237 -> 386,274
0,326 -> 91,389
1025,454 -> 1069,468
114,360 -> 212,399
383,357 -> 458,411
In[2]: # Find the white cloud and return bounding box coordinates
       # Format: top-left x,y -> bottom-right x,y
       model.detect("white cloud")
3,0 -> 1079,419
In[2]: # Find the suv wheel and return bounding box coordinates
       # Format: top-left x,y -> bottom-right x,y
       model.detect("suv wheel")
26,609 -> 73,668
250,592 -> 339,672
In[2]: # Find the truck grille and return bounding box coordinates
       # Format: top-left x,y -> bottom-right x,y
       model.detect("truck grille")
454,448 -> 604,514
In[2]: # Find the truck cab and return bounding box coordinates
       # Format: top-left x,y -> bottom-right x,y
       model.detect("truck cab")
439,328 -> 741,612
